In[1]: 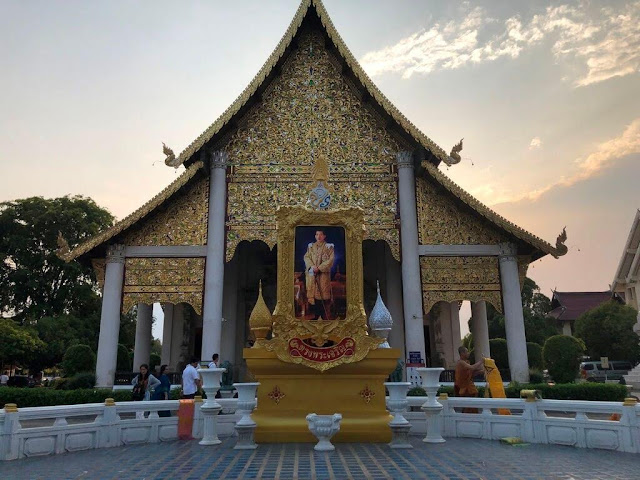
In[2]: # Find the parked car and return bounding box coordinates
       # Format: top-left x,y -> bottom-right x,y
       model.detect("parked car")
579,361 -> 633,383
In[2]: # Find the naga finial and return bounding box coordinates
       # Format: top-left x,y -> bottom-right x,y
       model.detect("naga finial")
56,231 -> 71,259
443,138 -> 463,166
553,226 -> 568,258
163,142 -> 181,168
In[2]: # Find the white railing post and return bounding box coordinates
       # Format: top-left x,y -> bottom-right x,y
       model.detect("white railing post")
97,398 -> 119,448
192,397 -> 203,439
1,404 -> 20,461
620,397 -> 639,453
439,393 -> 453,437
521,393 -> 537,443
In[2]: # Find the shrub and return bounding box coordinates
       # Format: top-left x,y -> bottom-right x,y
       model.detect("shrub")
0,388 -> 134,408
543,335 -> 584,383
528,370 -> 544,384
527,342 -> 543,370
489,338 -> 509,369
61,344 -> 96,376
65,373 -> 96,390
117,344 -> 131,371
407,386 -> 426,396
149,353 -> 161,372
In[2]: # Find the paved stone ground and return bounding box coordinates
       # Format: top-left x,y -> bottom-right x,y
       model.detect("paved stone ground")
4,437 -> 639,480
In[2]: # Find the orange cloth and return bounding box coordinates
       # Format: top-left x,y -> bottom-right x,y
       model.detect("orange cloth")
177,400 -> 195,440
454,360 -> 478,397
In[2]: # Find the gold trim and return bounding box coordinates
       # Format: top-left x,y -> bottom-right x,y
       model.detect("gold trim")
420,162 -> 564,259
170,0 -> 449,169
64,161 -> 205,261
258,206 -> 383,371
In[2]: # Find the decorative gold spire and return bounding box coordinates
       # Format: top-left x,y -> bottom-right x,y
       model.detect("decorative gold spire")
249,280 -> 273,342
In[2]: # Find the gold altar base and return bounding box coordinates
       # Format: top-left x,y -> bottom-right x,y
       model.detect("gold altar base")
244,348 -> 400,443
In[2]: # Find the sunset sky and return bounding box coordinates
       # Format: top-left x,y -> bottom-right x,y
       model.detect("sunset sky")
2,1 -> 638,339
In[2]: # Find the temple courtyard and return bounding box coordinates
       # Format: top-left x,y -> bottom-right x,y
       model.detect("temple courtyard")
4,437 -> 639,480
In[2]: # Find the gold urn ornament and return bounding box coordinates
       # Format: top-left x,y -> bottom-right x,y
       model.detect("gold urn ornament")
249,281 -> 272,342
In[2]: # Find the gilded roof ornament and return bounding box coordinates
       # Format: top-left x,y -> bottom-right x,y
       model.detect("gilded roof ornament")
553,227 -> 568,258
163,143 -> 180,168
444,138 -> 463,166
249,280 -> 273,342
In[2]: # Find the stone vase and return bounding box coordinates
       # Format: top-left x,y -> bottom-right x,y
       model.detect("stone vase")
233,382 -> 260,450
197,367 -> 226,445
416,367 -> 445,443
306,413 -> 342,451
384,382 -> 412,449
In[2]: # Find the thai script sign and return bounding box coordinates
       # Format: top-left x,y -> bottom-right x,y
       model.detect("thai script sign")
289,337 -> 355,362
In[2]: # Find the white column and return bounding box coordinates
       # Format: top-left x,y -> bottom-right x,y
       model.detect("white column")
95,245 -> 125,388
170,303 -> 185,370
132,303 -> 153,370
396,151 -> 427,363
437,302 -> 453,368
562,321 -> 572,336
450,301 -> 462,363
160,303 -> 174,367
201,151 -> 228,362
499,244 -> 530,383
470,301 -> 490,360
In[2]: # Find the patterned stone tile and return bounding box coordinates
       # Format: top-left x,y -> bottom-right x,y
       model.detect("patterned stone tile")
3,437 -> 639,479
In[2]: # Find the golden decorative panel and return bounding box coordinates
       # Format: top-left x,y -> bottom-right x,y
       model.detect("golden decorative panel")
122,175 -> 209,247
420,256 -> 502,313
122,258 -> 205,314
257,206 -> 383,371
416,177 -> 508,246
224,29 -> 404,261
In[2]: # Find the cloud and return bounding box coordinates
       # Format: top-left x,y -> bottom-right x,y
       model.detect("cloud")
490,118 -> 640,205
360,1 -> 640,86
529,137 -> 542,149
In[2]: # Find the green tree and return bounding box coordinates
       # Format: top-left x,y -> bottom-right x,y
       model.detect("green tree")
543,335 -> 584,383
61,344 -> 96,376
0,318 -> 44,368
574,301 -> 640,362
489,338 -> 509,370
0,196 -> 114,323
117,344 -> 131,372
527,342 -> 543,370
482,277 -> 557,345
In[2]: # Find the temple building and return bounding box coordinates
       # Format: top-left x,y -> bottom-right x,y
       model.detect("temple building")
63,0 -> 567,387
548,291 -> 623,336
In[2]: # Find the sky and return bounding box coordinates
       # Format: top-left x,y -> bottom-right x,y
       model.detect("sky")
1,1 -> 639,340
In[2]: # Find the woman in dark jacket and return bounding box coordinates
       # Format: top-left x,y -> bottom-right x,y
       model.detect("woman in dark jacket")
151,364 -> 172,417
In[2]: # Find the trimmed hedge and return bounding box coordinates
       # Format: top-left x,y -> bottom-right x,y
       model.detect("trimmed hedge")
543,335 -> 584,383
62,344 -> 96,376
435,382 -> 626,402
527,342 -> 543,370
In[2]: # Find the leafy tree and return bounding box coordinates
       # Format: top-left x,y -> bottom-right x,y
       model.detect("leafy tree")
151,338 -> 162,356
149,353 -> 161,371
483,277 -> 557,345
527,342 -> 543,370
61,344 -> 96,376
489,338 -> 509,370
0,196 -> 114,323
574,301 -> 640,362
543,335 -> 584,383
34,314 -> 100,370
117,344 -> 131,372
0,318 -> 44,367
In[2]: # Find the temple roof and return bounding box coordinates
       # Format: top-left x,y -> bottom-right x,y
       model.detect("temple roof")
64,0 -> 565,263
611,209 -> 640,292
171,0 -> 450,169
548,291 -> 621,322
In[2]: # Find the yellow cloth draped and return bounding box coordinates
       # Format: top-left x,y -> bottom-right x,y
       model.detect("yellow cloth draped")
483,358 -> 511,415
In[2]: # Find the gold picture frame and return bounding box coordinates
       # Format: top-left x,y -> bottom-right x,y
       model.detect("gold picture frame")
258,206 -> 383,371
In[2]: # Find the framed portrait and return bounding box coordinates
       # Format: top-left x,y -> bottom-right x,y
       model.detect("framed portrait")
294,226 -> 347,320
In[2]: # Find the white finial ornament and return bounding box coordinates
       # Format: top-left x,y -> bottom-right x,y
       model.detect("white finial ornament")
369,280 -> 393,348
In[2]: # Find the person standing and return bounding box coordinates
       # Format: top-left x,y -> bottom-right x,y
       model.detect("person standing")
181,357 -> 201,399
208,353 -> 219,369
1,371 -> 9,386
454,347 -> 484,398
304,229 -> 335,320
132,364 -> 160,401
151,364 -> 172,417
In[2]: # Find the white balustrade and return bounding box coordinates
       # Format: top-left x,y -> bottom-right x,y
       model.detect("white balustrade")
233,382 -> 260,450
384,382 -> 412,449
198,367 -> 226,446
2,395 -> 639,461
416,367 -> 446,443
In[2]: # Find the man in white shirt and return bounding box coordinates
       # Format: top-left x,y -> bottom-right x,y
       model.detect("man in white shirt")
208,353 -> 219,369
181,357 -> 201,399
0,371 -> 9,386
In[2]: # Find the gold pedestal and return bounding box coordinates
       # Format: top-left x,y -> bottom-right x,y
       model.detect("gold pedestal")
244,348 -> 400,443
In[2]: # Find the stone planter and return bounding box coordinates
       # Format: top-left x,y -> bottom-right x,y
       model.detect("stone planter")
384,382 -> 412,449
416,367 -> 445,443
233,382 -> 260,450
197,367 -> 226,445
306,413 -> 342,451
